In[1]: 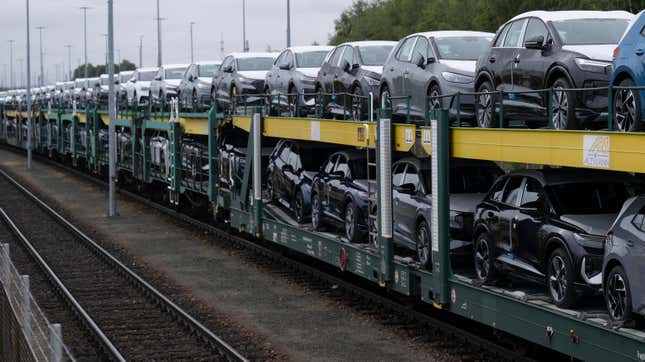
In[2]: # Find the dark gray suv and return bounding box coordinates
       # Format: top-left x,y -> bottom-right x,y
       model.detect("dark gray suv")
381,31 -> 493,121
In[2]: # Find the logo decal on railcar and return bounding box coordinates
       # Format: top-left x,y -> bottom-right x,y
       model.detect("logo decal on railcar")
582,135 -> 610,168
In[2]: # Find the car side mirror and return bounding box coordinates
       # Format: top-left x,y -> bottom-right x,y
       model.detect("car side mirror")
279,63 -> 291,70
283,164 -> 294,173
223,65 -> 233,73
426,56 -> 436,64
351,63 -> 360,70
330,170 -> 345,179
341,60 -> 351,72
412,52 -> 426,68
525,35 -> 545,50
395,183 -> 416,194
154,75 -> 162,81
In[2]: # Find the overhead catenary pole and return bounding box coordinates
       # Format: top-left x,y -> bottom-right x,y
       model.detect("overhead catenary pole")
155,0 -> 163,67
17,59 -> 24,88
26,0 -> 32,169
102,34 -> 108,67
242,0 -> 247,52
286,0 -> 291,48
36,26 -> 45,86
107,0 -> 117,216
80,6 -> 90,79
9,40 -> 15,89
65,45 -> 72,81
190,22 -> 195,63
139,35 -> 143,68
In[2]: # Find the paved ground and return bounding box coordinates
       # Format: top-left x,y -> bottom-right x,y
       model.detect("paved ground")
0,150 -> 447,362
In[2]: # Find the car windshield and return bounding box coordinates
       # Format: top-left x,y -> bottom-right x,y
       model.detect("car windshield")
349,159 -> 368,179
119,73 -> 132,82
552,18 -> 630,45
100,78 -> 109,86
435,36 -> 493,60
548,181 -> 633,214
198,64 -> 220,77
357,45 -> 394,66
237,58 -> 275,71
295,51 -> 329,68
139,71 -> 156,81
165,67 -> 187,79
449,165 -> 502,193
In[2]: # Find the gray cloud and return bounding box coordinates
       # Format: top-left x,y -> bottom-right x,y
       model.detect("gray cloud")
1,0 -> 353,85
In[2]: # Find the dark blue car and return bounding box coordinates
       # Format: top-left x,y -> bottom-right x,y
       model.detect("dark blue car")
612,10 -> 645,132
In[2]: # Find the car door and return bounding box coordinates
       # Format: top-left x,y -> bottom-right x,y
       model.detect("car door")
406,36 -> 433,118
285,144 -> 302,205
217,56 -> 234,103
514,177 -> 547,266
321,47 -> 342,94
333,46 -> 353,108
497,176 -> 524,253
179,65 -> 193,105
513,17 -> 553,117
329,154 -> 350,218
398,163 -> 423,243
392,163 -> 408,244
266,51 -> 284,95
388,36 -> 416,115
319,154 -> 338,214
274,141 -> 292,200
279,51 -> 294,93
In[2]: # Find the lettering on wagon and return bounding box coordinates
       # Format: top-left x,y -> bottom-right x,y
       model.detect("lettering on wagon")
582,135 -> 610,168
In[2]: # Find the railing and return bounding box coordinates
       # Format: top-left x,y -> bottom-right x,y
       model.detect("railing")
0,243 -> 75,361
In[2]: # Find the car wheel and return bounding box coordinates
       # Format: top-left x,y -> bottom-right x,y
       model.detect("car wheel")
476,81 -> 496,128
294,191 -> 305,224
550,78 -> 577,130
474,232 -> 496,283
315,85 -> 327,118
230,85 -> 238,113
605,264 -> 633,321
288,86 -> 301,117
416,220 -> 432,269
132,91 -> 137,108
351,86 -> 365,121
158,91 -> 165,113
345,201 -> 360,242
613,78 -> 641,132
380,86 -> 391,113
546,248 -> 577,308
192,90 -> 199,112
264,88 -> 273,116
266,174 -> 276,202
428,84 -> 442,114
312,193 -> 323,230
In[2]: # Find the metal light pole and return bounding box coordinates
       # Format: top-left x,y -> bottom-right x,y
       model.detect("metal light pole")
242,0 -> 247,52
65,45 -> 72,81
102,34 -> 108,67
155,0 -> 163,67
17,59 -> 24,88
107,0 -> 117,216
26,0 -> 32,169
80,6 -> 90,79
2,64 -> 7,89
286,0 -> 291,48
36,26 -> 45,86
9,40 -> 15,89
139,35 -> 143,68
190,22 -> 195,63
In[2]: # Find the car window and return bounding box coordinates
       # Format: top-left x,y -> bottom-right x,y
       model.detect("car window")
520,178 -> 544,208
641,25 -> 645,37
237,57 -> 275,71
295,50 -> 329,68
553,18 -> 630,45
358,45 -> 394,66
632,206 -> 645,231
275,51 -> 288,66
198,64 -> 220,77
284,51 -> 294,67
324,155 -> 337,174
494,24 -> 510,47
393,163 -> 406,187
548,181 -> 633,215
403,164 -> 420,190
341,46 -> 355,66
502,177 -> 523,206
329,47 -> 344,67
221,56 -> 234,71
489,177 -> 507,202
287,150 -> 300,170
413,36 -> 429,59
278,143 -> 290,161
523,18 -> 549,45
335,155 -> 350,178
503,19 -> 526,48
396,37 -> 416,62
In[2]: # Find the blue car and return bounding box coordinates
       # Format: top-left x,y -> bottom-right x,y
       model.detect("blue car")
612,10 -> 645,132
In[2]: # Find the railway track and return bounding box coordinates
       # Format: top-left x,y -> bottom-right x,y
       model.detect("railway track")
0,148 -> 566,362
0,166 -> 247,361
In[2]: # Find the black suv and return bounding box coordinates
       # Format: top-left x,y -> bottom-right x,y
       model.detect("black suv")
311,150 -> 370,242
266,140 -> 336,223
474,10 -> 633,130
473,168 -> 641,308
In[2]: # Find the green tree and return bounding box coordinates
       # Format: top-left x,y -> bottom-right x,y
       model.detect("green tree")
71,59 -> 138,79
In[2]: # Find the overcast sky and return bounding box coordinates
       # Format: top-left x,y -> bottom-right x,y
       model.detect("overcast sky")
0,0 -> 354,86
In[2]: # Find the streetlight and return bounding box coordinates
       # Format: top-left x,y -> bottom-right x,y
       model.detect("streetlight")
190,21 -> 195,63
139,35 -> 143,68
286,0 -> 291,48
65,45 -> 72,81
242,0 -> 247,52
80,6 -> 91,79
155,0 -> 165,67
9,40 -> 15,89
36,26 -> 45,86
102,33 -> 108,67
17,58 -> 24,88
108,0 -> 117,216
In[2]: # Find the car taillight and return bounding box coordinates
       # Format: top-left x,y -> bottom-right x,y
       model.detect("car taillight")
613,47 -> 620,61
605,229 -> 613,245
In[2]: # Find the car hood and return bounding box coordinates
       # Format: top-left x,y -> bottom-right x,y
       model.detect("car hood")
450,193 -> 486,213
297,68 -> 320,78
165,79 -> 182,87
198,77 -> 213,84
302,170 -> 317,181
440,60 -> 477,76
362,66 -> 383,75
560,213 -> 616,236
352,179 -> 370,192
138,81 -> 152,87
238,71 -> 268,80
562,44 -> 615,62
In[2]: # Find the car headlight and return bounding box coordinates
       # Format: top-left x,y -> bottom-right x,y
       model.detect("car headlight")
574,58 -> 611,74
238,76 -> 254,84
441,72 -> 474,84
573,233 -> 605,248
365,77 -> 380,86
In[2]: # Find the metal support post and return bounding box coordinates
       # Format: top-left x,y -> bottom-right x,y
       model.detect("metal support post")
50,323 -> 62,362
1,244 -> 9,362
252,109 -> 262,237
208,102 -> 219,202
168,99 -> 182,205
431,109 -> 451,306
20,275 -> 31,347
26,1 -> 32,169
108,0 -> 117,216
378,109 -> 393,285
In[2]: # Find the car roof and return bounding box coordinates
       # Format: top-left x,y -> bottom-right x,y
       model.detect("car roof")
395,157 -> 500,170
196,60 -> 222,65
508,168 -> 636,185
100,74 -> 108,78
119,70 -> 134,75
287,45 -> 334,53
412,30 -> 495,39
226,52 -> 279,59
510,10 -> 633,23
162,63 -> 190,69
338,40 -> 397,48
137,67 -> 159,72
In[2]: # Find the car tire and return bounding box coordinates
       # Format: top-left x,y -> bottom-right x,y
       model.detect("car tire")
266,173 -> 276,202
476,81 -> 497,128
613,78 -> 642,132
315,85 -> 327,118
380,86 -> 391,114
546,248 -> 577,308
192,90 -> 199,112
264,88 -> 273,116
550,77 -> 578,130
288,86 -> 302,117
474,232 -> 496,283
230,85 -> 238,114
428,84 -> 442,115
351,86 -> 366,121
294,191 -> 305,224
345,200 -> 360,242
605,264 -> 633,322
312,193 -> 324,231
416,220 -> 432,269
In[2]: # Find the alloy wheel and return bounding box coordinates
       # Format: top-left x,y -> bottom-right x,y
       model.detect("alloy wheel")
294,194 -> 304,223
351,89 -> 364,121
551,87 -> 569,130
429,88 -> 441,112
312,196 -> 321,229
345,204 -> 355,240
607,273 -> 628,320
417,223 -> 430,266
548,255 -> 568,303
475,237 -> 490,280
614,88 -> 636,132
476,90 -> 493,128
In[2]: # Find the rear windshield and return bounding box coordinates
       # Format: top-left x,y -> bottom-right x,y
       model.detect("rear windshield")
552,18 -> 630,45
349,159 -> 367,179
358,45 -> 394,66
165,67 -> 188,79
139,71 -> 156,81
449,165 -> 502,193
435,36 -> 493,60
199,64 -> 220,77
295,51 -> 329,68
548,181 -> 634,214
237,58 -> 275,71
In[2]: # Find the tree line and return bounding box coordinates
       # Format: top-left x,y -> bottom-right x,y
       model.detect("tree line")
72,59 -> 137,80
330,0 -> 644,44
